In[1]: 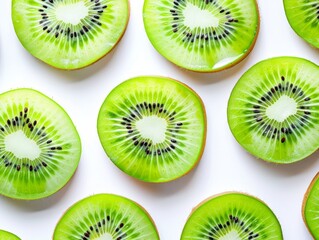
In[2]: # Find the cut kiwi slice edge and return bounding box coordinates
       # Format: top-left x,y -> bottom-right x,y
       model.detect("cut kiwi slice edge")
143,0 -> 260,72
228,56 -> 319,163
284,0 -> 319,48
0,88 -> 81,200
302,172 -> 319,239
12,0 -> 130,70
0,230 -> 21,240
181,192 -> 283,240
97,76 -> 206,183
53,193 -> 160,240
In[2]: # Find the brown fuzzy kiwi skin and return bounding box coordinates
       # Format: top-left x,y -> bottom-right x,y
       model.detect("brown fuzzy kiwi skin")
102,76 -> 207,184
13,1 -> 130,71
52,193 -> 160,239
146,0 -> 260,73
181,191 -> 283,236
302,172 -> 319,239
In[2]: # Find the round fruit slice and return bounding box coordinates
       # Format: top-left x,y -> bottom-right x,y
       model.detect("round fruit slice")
228,57 -> 319,163
12,0 -> 129,70
284,0 -> 319,48
303,172 -> 319,239
54,194 -> 159,240
181,192 -> 283,240
0,230 -> 21,240
97,76 -> 206,182
143,0 -> 259,72
0,88 -> 81,200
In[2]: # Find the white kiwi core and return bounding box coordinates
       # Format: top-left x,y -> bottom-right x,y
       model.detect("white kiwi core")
183,2 -> 219,29
55,1 -> 88,25
266,95 -> 297,122
136,116 -> 167,144
5,130 -> 41,160
219,230 -> 241,240
95,233 -> 113,240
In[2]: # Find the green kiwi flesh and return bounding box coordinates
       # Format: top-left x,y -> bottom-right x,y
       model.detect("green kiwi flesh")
284,0 -> 319,48
0,88 -> 81,200
12,0 -> 129,70
181,192 -> 283,240
97,76 -> 206,182
53,193 -> 159,240
303,172 -> 319,239
228,57 -> 319,163
143,0 -> 259,72
0,230 -> 21,240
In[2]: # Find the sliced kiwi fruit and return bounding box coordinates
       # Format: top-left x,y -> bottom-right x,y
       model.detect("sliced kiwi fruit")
228,57 -> 319,163
181,192 -> 283,240
0,88 -> 81,200
303,172 -> 319,239
12,0 -> 129,70
143,0 -> 259,72
0,230 -> 21,240
284,0 -> 319,48
54,193 -> 159,240
97,76 -> 206,182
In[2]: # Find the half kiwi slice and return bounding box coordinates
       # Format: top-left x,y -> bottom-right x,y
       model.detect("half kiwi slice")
143,0 -> 259,72
284,0 -> 319,48
303,172 -> 319,239
54,193 -> 159,240
12,0 -> 129,70
0,230 -> 21,240
97,76 -> 206,182
228,57 -> 319,163
0,88 -> 81,200
181,192 -> 283,240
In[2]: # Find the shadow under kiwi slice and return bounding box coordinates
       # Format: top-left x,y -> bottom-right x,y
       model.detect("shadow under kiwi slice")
0,88 -> 81,200
97,76 -> 206,183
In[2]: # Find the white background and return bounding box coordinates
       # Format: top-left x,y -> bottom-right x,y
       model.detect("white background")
1,0 -> 319,239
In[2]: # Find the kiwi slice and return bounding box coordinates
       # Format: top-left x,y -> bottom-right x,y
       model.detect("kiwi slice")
284,0 -> 319,48
303,172 -> 319,239
143,0 -> 259,72
0,88 -> 81,200
228,57 -> 319,163
0,230 -> 21,240
181,192 -> 283,240
97,76 -> 206,182
53,193 -> 159,240
12,0 -> 129,70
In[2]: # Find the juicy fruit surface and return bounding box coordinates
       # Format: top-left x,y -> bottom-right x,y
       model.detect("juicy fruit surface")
0,89 -> 81,200
12,0 -> 129,69
0,230 -> 21,240
53,194 -> 159,240
181,192 -> 283,240
228,57 -> 319,163
303,173 -> 319,239
284,0 -> 319,48
97,76 -> 206,182
143,0 -> 259,72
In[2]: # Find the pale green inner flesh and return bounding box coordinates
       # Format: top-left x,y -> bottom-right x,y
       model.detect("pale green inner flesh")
12,0 -> 128,69
0,89 -> 80,199
53,194 -> 159,240
284,0 -> 319,48
98,77 -> 205,182
228,57 -> 319,163
304,174 -> 319,239
181,193 -> 283,239
143,0 -> 259,71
